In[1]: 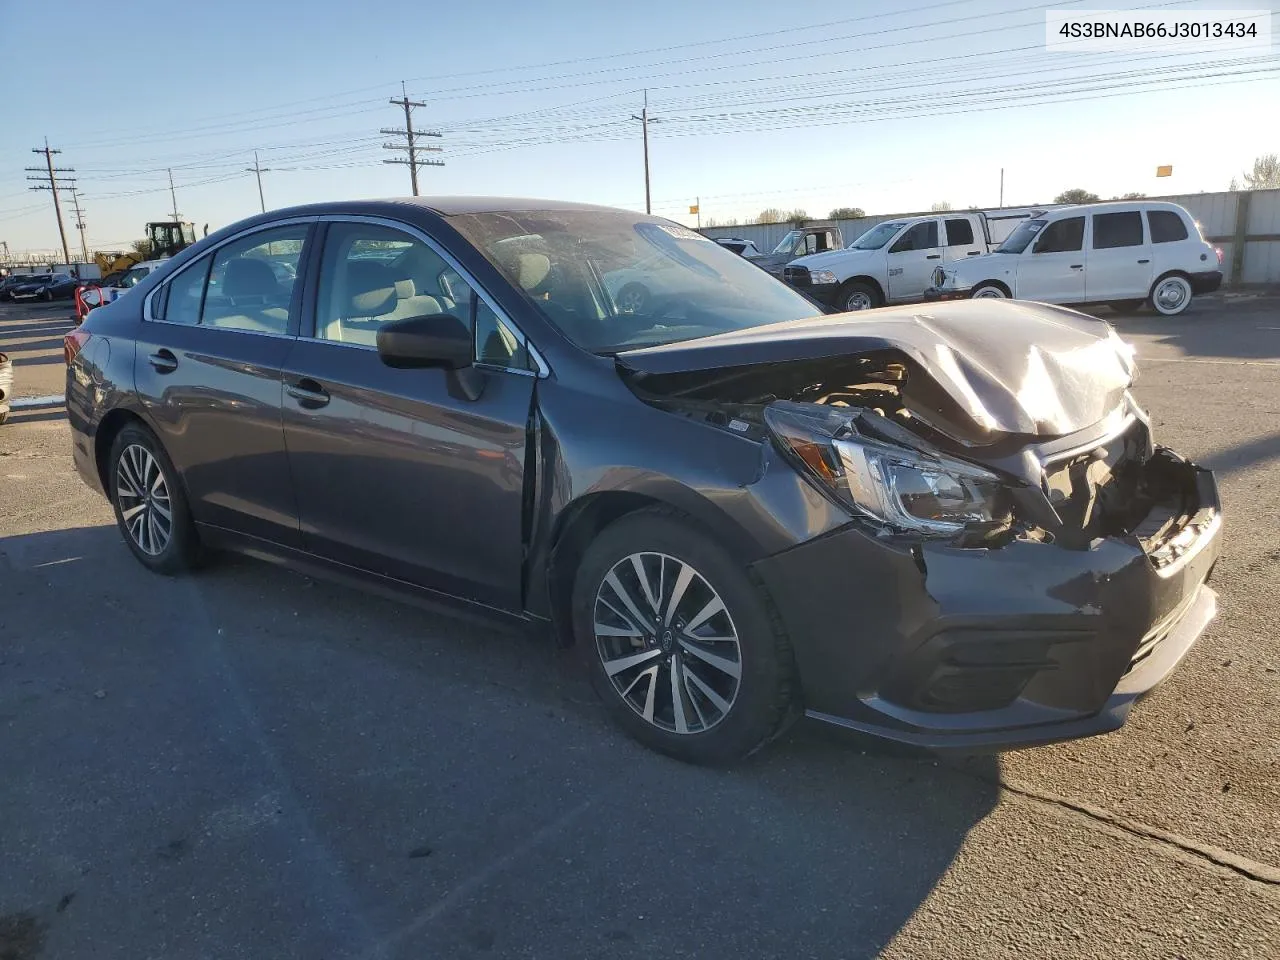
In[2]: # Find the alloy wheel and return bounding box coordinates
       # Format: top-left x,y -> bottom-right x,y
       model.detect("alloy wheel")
115,443 -> 173,556
593,551 -> 742,735
844,291 -> 873,310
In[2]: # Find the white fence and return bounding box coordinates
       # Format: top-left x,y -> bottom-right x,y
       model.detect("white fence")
699,188 -> 1280,285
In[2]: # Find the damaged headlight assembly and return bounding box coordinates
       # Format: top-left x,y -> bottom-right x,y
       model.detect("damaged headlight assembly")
765,400 -> 1009,538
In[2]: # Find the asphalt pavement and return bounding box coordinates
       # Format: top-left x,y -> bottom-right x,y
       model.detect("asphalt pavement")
2,294 -> 1278,959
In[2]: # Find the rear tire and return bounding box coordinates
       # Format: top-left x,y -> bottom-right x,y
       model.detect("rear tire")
1149,274 -> 1193,317
835,280 -> 881,312
572,508 -> 795,765
108,423 -> 202,574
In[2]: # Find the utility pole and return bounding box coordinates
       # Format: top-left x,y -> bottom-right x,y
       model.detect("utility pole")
167,168 -> 181,223
246,150 -> 270,212
631,90 -> 654,214
383,81 -> 443,196
696,196 -> 701,229
69,186 -> 89,263
26,139 -> 73,266
999,168 -> 1005,208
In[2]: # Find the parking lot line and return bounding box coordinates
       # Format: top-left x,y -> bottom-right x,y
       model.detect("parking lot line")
1143,357 -> 1280,366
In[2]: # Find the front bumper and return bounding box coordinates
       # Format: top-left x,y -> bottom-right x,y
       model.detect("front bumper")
752,453 -> 1221,751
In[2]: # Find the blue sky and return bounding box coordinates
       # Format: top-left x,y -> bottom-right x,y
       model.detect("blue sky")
1,0 -> 1276,256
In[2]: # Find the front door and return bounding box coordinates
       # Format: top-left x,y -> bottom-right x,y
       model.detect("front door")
1015,215 -> 1086,302
1086,210 -> 1153,301
133,221 -> 313,546
280,220 -> 536,611
886,219 -> 941,301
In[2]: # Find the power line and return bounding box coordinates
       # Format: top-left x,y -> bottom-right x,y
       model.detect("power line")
382,82 -> 443,196
25,139 -> 73,265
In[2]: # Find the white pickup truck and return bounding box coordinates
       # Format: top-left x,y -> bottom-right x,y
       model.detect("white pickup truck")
782,211 -> 1036,312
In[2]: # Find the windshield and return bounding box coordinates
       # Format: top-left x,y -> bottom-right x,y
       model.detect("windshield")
447,209 -> 822,353
997,219 -> 1045,253
116,267 -> 149,288
849,222 -> 904,250
770,230 -> 803,256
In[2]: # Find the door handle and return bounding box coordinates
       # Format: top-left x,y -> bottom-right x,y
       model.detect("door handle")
148,349 -> 178,373
926,254 -> 941,260
286,378 -> 330,408
966,250 -> 982,256
1138,258 -> 1150,264
1070,264 -> 1084,270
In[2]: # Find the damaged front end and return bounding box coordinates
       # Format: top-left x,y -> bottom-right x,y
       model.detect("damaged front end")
614,302 -> 1210,558
615,302 -> 1222,745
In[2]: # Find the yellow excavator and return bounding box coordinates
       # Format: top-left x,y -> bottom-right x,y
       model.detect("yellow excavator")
93,220 -> 199,278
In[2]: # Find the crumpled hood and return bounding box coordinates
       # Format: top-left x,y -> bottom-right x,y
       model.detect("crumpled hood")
789,248 -> 871,270
616,299 -> 1136,442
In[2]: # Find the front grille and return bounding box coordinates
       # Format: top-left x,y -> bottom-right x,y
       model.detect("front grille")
783,266 -> 811,287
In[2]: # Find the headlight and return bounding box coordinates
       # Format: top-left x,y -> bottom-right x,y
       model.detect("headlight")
809,269 -> 838,285
764,401 -> 1007,536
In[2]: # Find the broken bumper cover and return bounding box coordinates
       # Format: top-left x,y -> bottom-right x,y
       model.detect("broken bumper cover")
751,460 -> 1222,751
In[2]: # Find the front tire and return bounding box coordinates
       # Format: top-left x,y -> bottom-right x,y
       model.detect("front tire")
971,282 -> 1009,300
1150,274 -> 1192,316
108,423 -> 201,574
572,508 -> 795,765
835,280 -> 881,312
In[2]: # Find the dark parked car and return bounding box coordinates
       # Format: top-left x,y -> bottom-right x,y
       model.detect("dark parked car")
1,273 -> 47,301
9,272 -> 78,302
65,198 -> 1222,764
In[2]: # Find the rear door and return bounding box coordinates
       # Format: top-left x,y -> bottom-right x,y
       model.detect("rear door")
1014,215 -> 1086,302
279,218 -> 537,610
885,219 -> 941,301
134,220 -> 314,546
1086,210 -> 1152,301
942,216 -> 984,263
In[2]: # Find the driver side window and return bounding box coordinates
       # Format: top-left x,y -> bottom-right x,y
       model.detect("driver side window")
889,221 -> 938,254
1033,217 -> 1084,254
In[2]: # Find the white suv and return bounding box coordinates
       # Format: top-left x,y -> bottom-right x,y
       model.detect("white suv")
929,201 -> 1222,316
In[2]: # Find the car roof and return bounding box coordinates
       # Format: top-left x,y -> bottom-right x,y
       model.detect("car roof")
1047,200 -> 1187,216
273,196 -> 637,219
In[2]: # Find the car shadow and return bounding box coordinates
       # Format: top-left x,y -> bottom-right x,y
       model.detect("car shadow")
1100,297 -> 1280,360
2,523 -> 1000,960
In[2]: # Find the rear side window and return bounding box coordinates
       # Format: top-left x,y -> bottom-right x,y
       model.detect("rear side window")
1033,217 -> 1084,254
1093,212 -> 1144,249
889,220 -> 939,253
944,218 -> 974,246
1148,210 -> 1189,243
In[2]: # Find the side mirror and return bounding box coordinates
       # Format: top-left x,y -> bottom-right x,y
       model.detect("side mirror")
376,313 -> 472,370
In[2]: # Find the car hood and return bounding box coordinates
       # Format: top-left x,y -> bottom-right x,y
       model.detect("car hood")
789,248 -> 872,270
616,299 -> 1136,444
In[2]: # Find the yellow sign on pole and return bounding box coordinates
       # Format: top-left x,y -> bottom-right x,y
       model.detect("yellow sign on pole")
689,204 -> 699,214
1156,165 -> 1173,177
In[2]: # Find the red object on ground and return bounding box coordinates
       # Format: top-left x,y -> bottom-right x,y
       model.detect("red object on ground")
74,284 -> 106,324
